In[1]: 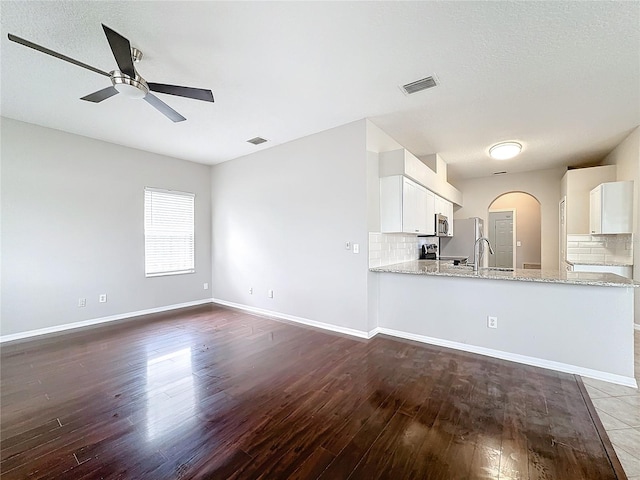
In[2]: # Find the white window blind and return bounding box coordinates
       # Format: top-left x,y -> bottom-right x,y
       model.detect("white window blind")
144,188 -> 195,277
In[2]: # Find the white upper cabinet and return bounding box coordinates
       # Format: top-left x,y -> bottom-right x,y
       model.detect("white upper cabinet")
589,181 -> 633,234
380,176 -> 431,234
425,189 -> 436,236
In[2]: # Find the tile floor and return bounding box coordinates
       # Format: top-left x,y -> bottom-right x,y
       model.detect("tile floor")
583,329 -> 640,479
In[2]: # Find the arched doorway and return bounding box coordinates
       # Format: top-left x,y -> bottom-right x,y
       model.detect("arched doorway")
488,192 -> 541,269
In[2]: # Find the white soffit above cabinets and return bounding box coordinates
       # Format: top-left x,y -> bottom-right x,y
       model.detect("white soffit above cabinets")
1,1 -> 638,180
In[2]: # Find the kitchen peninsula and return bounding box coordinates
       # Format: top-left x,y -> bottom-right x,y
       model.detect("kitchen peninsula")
371,260 -> 637,387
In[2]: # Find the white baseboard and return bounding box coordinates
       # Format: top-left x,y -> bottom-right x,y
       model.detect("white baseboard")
210,300 -> 636,388
0,299 -> 214,343
4,298 -> 635,389
375,327 -> 638,389
211,298 -> 372,339
367,327 -> 382,339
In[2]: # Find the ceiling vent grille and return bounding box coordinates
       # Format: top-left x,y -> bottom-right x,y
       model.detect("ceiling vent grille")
400,76 -> 438,95
247,137 -> 267,145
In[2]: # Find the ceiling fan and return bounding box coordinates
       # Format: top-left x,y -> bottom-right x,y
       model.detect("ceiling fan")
7,24 -> 214,122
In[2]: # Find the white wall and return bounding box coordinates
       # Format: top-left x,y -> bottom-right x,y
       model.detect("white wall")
376,272 -> 635,385
210,120 -> 371,333
604,126 -> 640,325
453,168 -> 564,270
1,118 -> 212,337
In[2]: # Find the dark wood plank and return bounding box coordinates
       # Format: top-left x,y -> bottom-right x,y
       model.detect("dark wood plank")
0,303 -> 626,480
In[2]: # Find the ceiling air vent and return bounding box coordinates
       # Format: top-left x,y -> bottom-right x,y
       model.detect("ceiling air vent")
400,76 -> 438,95
493,171 -> 507,175
247,137 -> 267,145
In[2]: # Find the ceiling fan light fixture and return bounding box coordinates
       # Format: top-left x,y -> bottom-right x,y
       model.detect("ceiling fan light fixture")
111,71 -> 149,99
489,141 -> 522,160
113,82 -> 147,99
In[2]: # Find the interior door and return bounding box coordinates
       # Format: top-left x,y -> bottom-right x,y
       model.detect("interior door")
489,211 -> 514,268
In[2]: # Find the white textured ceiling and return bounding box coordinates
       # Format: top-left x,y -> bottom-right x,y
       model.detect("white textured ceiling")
1,1 -> 638,181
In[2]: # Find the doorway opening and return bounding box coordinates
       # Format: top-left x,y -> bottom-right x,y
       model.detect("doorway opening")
488,192 -> 541,270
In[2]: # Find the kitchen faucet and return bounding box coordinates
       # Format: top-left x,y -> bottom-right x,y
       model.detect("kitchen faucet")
473,237 -> 495,272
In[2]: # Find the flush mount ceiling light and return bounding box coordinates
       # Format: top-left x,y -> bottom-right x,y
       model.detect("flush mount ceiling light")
489,142 -> 522,160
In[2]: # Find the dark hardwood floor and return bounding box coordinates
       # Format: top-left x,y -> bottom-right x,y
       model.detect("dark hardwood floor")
0,304 -> 625,479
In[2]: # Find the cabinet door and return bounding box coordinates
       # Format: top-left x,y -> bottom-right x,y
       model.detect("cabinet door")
380,176 -> 403,233
403,177 -> 419,233
589,181 -> 633,234
601,181 -> 633,234
434,195 -> 445,215
425,190 -> 436,235
445,200 -> 454,236
415,184 -> 429,234
589,186 -> 601,234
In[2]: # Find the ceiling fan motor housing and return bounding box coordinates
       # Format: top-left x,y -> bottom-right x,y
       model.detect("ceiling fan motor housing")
110,70 -> 148,99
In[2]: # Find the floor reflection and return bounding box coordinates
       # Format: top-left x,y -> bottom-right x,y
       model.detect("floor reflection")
146,347 -> 196,442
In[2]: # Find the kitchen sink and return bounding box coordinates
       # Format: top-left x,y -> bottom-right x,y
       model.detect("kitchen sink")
443,264 -> 474,270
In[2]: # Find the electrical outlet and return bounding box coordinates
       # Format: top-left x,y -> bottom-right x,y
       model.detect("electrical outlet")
487,316 -> 498,329
99,294 -> 107,303
268,289 -> 274,298
249,287 -> 253,294
78,298 -> 86,308
203,283 -> 209,290
353,243 -> 360,254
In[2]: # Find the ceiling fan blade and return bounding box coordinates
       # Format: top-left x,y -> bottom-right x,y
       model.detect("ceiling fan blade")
80,86 -> 119,103
7,33 -> 110,77
101,24 -> 136,78
148,83 -> 214,103
144,94 -> 186,122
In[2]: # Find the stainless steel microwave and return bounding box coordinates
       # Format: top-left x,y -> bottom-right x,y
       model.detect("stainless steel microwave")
435,214 -> 449,236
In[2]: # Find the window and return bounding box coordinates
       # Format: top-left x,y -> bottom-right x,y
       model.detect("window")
144,187 -> 195,277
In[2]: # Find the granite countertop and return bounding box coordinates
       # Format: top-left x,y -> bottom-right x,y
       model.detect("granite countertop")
370,260 -> 638,287
565,260 -> 633,267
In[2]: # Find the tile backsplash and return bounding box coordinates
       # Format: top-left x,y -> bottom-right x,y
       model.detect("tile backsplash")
369,233 -> 419,268
566,234 -> 633,264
